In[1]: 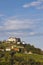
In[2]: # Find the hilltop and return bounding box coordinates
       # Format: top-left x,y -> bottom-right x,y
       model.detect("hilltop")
0,37 -> 43,55
0,37 -> 43,65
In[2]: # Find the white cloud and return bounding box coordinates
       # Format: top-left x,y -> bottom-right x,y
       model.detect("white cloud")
0,16 -> 42,32
23,1 -> 41,8
0,15 -> 3,17
0,14 -> 5,17
36,5 -> 43,9
0,18 -> 37,31
0,16 -> 43,38
29,32 -> 36,36
0,30 -> 36,37
23,0 -> 43,9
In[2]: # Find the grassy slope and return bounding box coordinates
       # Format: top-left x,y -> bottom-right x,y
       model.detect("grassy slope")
15,53 -> 43,62
0,52 -> 43,63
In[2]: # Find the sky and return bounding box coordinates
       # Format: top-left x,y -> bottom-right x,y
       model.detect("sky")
0,0 -> 43,50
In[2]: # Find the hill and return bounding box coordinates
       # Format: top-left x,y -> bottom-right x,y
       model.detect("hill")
0,37 -> 43,55
0,37 -> 43,65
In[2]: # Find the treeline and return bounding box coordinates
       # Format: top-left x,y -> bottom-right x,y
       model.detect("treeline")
22,44 -> 43,55
0,40 -> 43,55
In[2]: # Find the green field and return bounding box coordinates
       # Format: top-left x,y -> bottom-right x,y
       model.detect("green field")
0,52 -> 43,65
15,53 -> 43,62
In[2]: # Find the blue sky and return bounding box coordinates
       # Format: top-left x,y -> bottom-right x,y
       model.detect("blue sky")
0,0 -> 43,50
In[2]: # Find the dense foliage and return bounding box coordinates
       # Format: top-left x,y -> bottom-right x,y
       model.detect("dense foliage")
0,40 -> 43,65
0,52 -> 43,65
